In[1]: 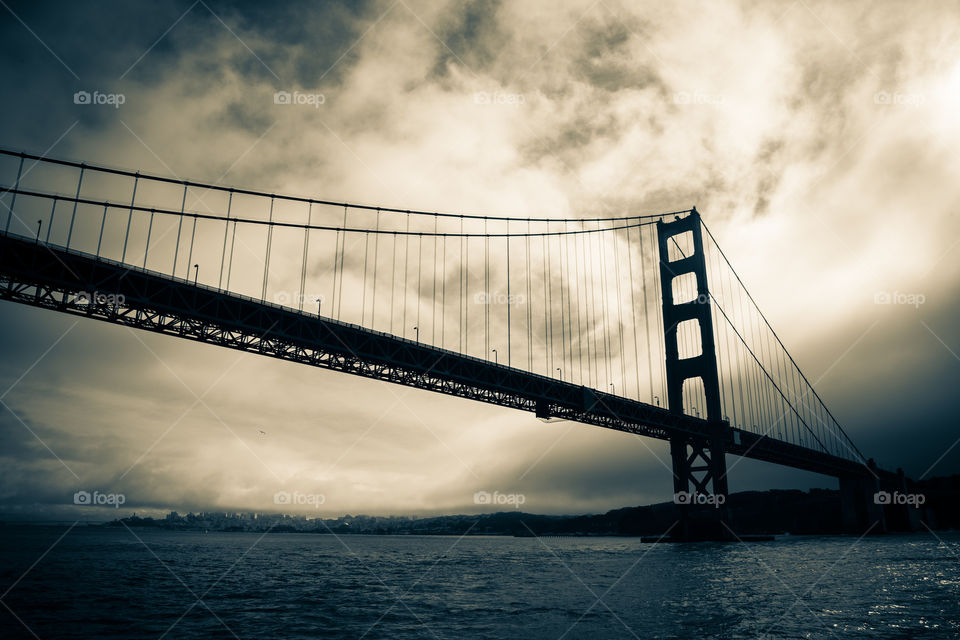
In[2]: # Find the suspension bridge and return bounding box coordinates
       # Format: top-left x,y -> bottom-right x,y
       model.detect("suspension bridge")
0,147 -> 908,540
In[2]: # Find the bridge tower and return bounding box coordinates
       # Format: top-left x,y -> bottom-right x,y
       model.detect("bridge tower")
657,208 -> 731,540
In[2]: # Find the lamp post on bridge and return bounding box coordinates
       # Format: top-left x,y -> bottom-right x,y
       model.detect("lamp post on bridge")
413,326 -> 419,342
556,367 -> 561,381
654,395 -> 659,407
491,349 -> 497,365
316,298 -> 322,317
193,264 -> 199,285
610,383 -> 615,395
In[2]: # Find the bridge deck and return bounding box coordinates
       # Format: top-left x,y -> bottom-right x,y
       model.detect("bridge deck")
0,233 -> 870,478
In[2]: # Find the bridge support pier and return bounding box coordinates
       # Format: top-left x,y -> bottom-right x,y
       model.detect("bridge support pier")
669,428 -> 732,541
885,468 -> 923,532
839,468 -> 886,535
839,462 -> 929,534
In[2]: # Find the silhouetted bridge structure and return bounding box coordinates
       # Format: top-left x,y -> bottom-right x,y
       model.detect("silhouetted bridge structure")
0,148 -> 909,539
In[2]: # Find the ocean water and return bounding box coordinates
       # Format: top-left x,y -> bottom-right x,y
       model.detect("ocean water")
0,526 -> 957,639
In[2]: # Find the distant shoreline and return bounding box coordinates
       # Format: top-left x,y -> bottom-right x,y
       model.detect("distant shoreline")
5,479 -> 959,536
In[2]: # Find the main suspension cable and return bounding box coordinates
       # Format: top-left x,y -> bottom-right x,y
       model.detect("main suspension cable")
0,148 -> 689,224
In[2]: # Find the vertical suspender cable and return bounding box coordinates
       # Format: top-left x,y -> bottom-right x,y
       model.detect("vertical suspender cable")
571,231 -> 582,384
565,225 -> 574,378
651,225 -> 668,403
96,205 -> 107,258
46,200 -> 56,245
573,234 -> 593,386
763,318 -> 780,440
442,225 -> 448,349
402,212 -> 410,336
546,220 -> 563,376
601,222 -> 613,391
298,203 -> 312,312
568,229 -> 578,383
432,216 -> 438,344
172,184 -> 187,275
583,225 -> 595,386
750,305 -> 770,434
744,302 -> 765,432
725,262 -> 747,428
186,193 -> 198,283
389,213 -> 398,334
768,327 -> 791,443
756,312 -> 776,437
45,198 -> 56,244
261,196 -> 275,302
559,223 -> 570,380
121,173 -> 139,263
416,233 -> 423,339
714,249 -> 734,422
613,224 -> 627,392
506,221 -> 511,366
218,191 -> 233,289
371,209 -> 381,328
639,224 -> 654,404
711,242 -> 735,424
558,225 -> 568,380
144,209 -> 155,269
4,155 -> 24,234
66,165 -> 84,250
541,228 -> 548,376
361,220 -> 370,325
598,221 -> 612,389
585,229 -> 598,387
526,219 -> 532,370
484,220 -> 489,356
738,279 -> 758,431
626,222 -> 640,400
335,206 -> 347,320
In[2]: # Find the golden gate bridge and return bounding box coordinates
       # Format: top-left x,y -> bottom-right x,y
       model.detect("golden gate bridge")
0,147 -> 910,540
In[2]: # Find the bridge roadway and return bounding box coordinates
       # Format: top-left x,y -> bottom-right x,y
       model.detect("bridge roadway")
0,232 -> 870,479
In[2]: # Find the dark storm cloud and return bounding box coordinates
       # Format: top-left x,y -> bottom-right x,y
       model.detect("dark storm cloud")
428,0 -> 506,80
813,293 -> 960,475
0,0 -> 376,148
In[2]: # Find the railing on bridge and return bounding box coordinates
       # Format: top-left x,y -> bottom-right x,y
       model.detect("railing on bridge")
0,147 -> 866,473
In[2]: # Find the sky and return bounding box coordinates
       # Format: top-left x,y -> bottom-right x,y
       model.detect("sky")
0,0 -> 958,521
